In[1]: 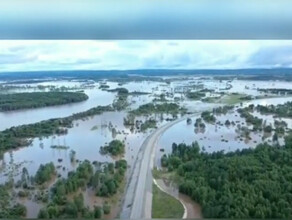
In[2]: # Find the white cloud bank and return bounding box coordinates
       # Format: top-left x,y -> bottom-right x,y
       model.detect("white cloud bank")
0,40 -> 292,72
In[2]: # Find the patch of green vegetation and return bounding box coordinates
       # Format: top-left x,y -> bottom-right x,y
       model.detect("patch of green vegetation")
50,145 -> 69,150
162,135 -> 292,218
130,91 -> 150,95
186,91 -> 205,100
38,159 -> 127,218
152,168 -> 177,181
112,88 -> 129,111
204,93 -> 251,104
131,103 -> 186,116
256,102 -> 292,118
237,106 -> 263,131
213,105 -> 234,115
194,118 -> 206,129
108,87 -> 129,94
0,92 -> 88,111
220,93 -> 251,104
153,94 -> 167,102
258,88 -> 292,95
35,162 -> 55,185
140,119 -> 157,132
100,140 -> 125,156
91,125 -> 99,131
152,183 -> 184,218
99,84 -> 110,89
201,96 -> 218,103
123,114 -> 135,126
201,111 -> 216,123
0,105 -> 113,153
0,184 -> 27,218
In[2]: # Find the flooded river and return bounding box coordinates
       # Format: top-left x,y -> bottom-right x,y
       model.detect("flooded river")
1,78 -> 292,218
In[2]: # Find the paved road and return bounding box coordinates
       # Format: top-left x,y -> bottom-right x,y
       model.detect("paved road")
120,113 -> 198,219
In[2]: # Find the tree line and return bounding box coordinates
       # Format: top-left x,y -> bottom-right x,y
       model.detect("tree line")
0,105 -> 113,153
0,92 -> 88,111
162,134 -> 292,218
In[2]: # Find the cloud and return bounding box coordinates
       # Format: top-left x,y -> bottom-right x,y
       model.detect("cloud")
247,45 -> 292,68
0,40 -> 291,72
0,53 -> 38,64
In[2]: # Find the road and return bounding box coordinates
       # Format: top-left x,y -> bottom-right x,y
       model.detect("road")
120,113 -> 198,219
120,97 -> 290,218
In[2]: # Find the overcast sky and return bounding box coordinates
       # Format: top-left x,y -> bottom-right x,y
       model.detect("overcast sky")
0,40 -> 292,72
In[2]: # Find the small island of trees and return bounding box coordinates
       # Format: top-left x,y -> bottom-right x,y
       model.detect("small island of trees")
100,140 -> 125,156
0,92 -> 88,111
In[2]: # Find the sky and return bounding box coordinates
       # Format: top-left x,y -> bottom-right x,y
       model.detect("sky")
0,40 -> 292,72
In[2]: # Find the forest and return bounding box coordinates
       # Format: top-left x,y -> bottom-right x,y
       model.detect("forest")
0,92 -> 88,111
161,133 -> 292,218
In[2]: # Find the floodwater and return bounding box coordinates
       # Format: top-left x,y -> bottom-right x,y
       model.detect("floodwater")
0,111 -> 153,183
156,96 -> 292,167
1,78 -> 292,218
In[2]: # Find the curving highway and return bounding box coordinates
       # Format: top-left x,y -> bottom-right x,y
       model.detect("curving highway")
120,113 -> 199,219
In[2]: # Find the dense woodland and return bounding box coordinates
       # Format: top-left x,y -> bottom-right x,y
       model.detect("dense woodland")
162,134 -> 292,218
0,92 -> 88,111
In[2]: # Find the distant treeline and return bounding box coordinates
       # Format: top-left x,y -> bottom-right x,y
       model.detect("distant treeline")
0,92 -> 88,111
1,68 -> 292,81
258,88 -> 292,95
162,134 -> 292,218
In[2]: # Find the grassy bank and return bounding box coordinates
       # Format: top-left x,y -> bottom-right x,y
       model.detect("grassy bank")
152,183 -> 184,218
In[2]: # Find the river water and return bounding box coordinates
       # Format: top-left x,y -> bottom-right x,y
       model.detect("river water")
1,78 -> 292,218
156,96 -> 292,167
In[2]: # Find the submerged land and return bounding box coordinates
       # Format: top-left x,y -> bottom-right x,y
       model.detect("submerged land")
0,69 -> 292,219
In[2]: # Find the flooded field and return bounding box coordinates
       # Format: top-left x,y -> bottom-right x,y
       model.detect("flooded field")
1,76 -> 292,218
156,96 -> 292,166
